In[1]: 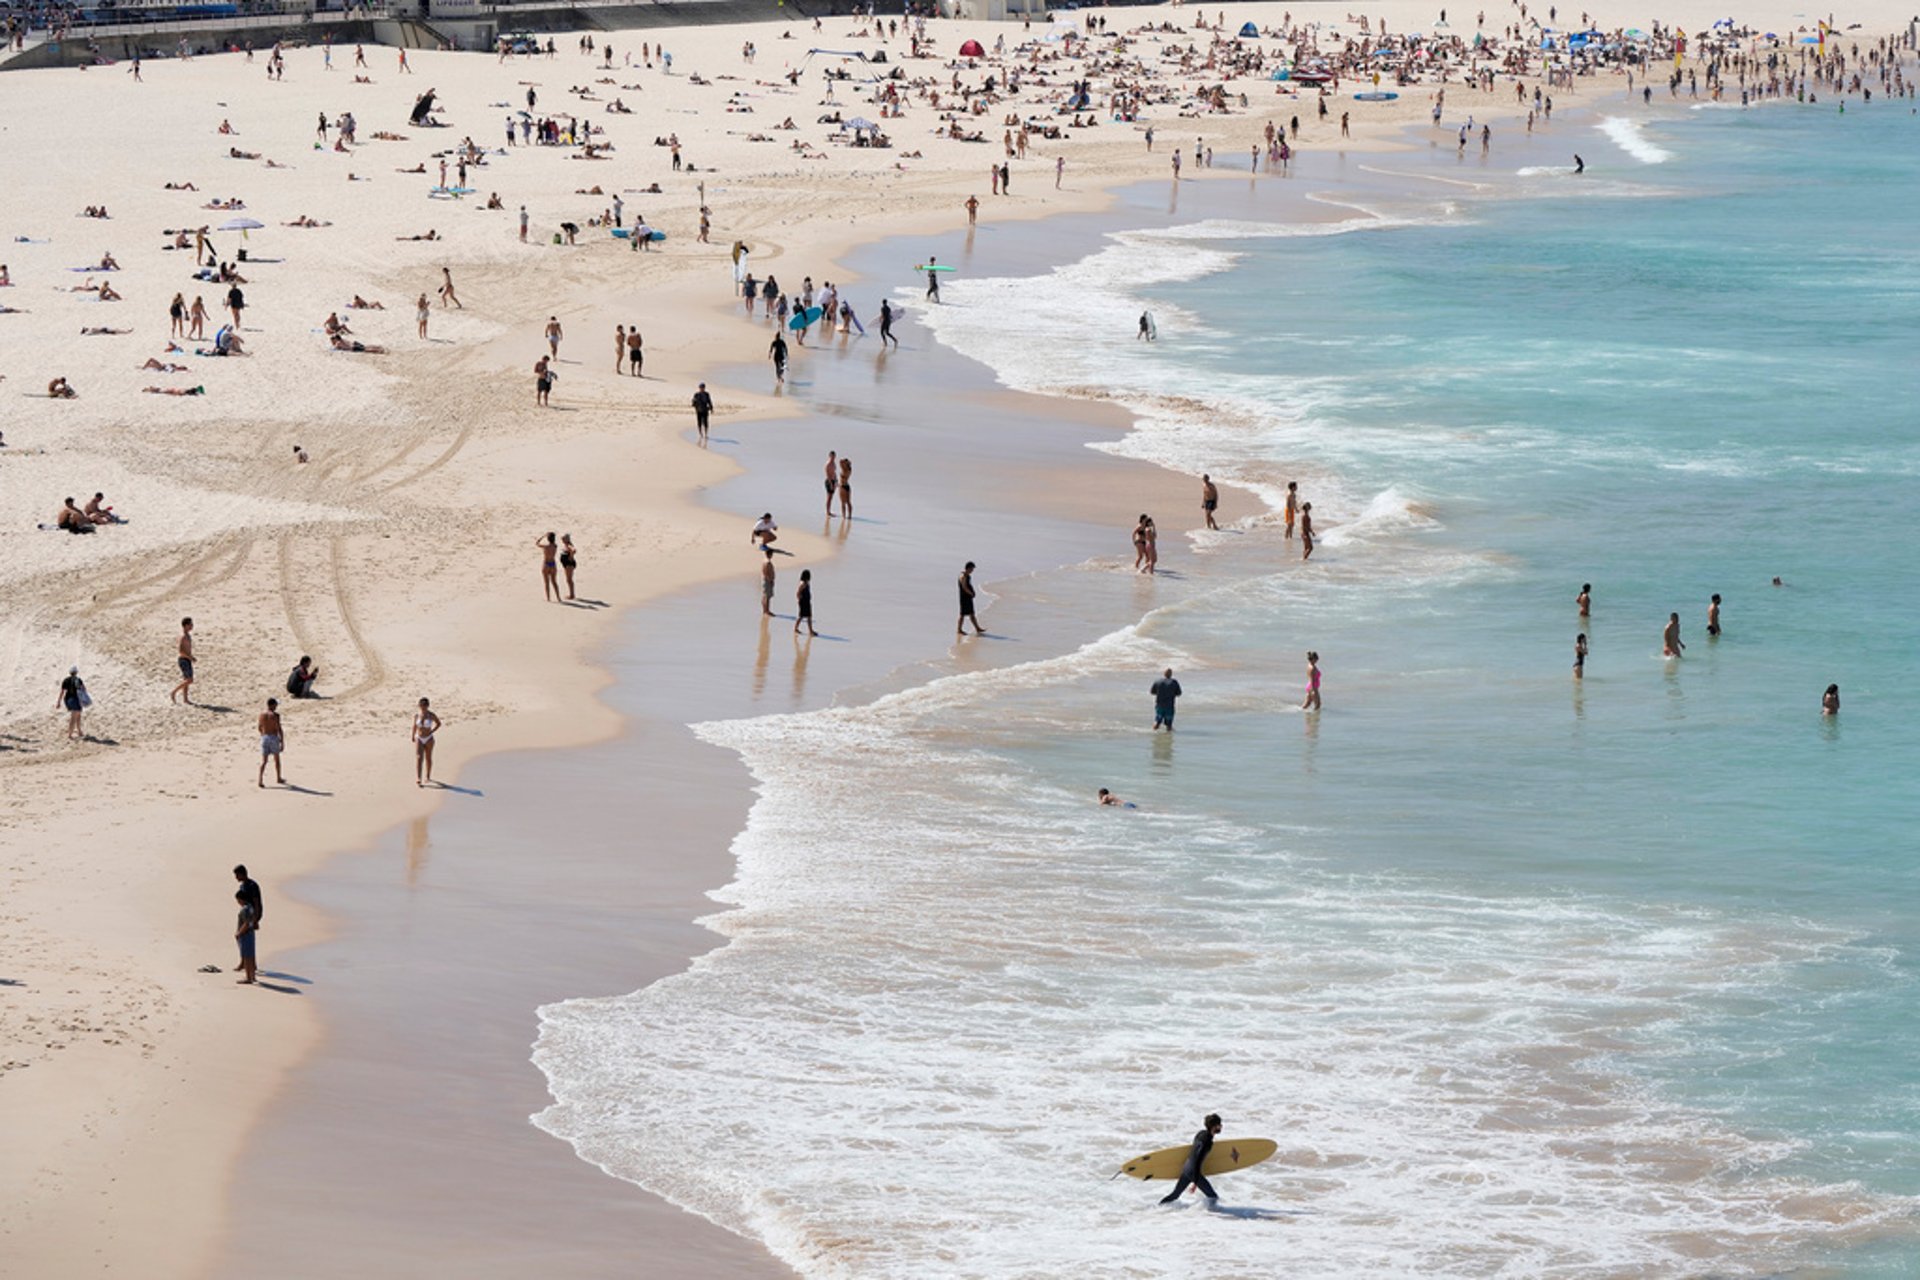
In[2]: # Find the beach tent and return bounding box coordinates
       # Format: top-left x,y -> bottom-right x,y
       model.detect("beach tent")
841,117 -> 880,132
1238,21 -> 1259,36
959,38 -> 986,57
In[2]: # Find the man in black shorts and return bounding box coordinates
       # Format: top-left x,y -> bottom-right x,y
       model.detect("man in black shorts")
691,382 -> 713,444
1201,475 -> 1218,531
171,616 -> 195,704
957,561 -> 984,635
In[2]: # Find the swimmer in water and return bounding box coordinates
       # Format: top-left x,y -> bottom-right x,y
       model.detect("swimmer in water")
1822,684 -> 1840,716
1574,632 -> 1587,679
1577,583 -> 1591,617
1097,788 -> 1135,808
1663,612 -> 1685,658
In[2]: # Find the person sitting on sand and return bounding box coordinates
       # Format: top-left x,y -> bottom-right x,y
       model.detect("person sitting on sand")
0,264 -> 9,286
324,312 -> 351,337
485,192 -> 504,209
56,498 -> 97,530
207,326 -> 247,356
48,377 -> 76,399
286,656 -> 320,698
218,118 -> 236,134
329,334 -> 388,354
143,385 -> 206,395
96,251 -> 120,270
83,493 -> 124,523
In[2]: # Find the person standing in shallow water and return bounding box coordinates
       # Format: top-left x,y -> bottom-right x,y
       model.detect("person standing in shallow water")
1158,1113 -> 1222,1205
1663,612 -> 1685,658
1201,475 -> 1219,531
1822,684 -> 1840,716
1573,633 -> 1587,679
1577,583 -> 1591,617
957,561 -> 984,635
1299,502 -> 1315,560
1302,651 -> 1322,711
1150,667 -> 1181,731
1707,593 -> 1722,637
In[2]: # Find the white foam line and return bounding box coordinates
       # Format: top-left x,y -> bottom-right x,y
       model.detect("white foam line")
1599,115 -> 1675,164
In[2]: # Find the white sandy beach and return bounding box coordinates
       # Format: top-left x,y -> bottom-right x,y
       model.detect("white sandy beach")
1,2 -> 1909,1273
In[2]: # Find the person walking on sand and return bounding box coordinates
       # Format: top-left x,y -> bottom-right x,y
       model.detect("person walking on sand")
439,266 -> 461,309
412,697 -> 441,785
171,616 -> 195,704
837,456 -> 853,521
958,561 -> 985,635
1302,651 -> 1322,710
1157,1114 -> 1222,1205
1574,633 -> 1587,679
691,382 -> 713,444
537,532 -> 562,601
1201,475 -> 1219,531
1577,583 -> 1591,617
824,450 -> 839,515
1663,612 -> 1685,658
1284,481 -> 1299,540
57,666 -> 88,741
760,547 -> 776,617
1707,593 -> 1722,637
1299,502 -> 1315,560
559,534 -> 579,599
545,316 -> 563,358
769,331 -> 788,381
257,697 -> 284,787
1151,668 -> 1182,731
794,568 -> 816,636
234,886 -> 260,985
534,355 -> 554,406
417,292 -> 430,339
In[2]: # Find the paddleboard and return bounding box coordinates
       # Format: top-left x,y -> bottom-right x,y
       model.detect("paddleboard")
788,305 -> 824,331
916,263 -> 956,272
1354,91 -> 1399,101
1119,1138 -> 1277,1181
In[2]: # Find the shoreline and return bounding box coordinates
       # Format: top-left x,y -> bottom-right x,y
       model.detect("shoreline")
2,7 -> 1898,1273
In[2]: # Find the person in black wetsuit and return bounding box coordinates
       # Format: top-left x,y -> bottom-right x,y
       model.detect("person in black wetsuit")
1159,1113 -> 1222,1204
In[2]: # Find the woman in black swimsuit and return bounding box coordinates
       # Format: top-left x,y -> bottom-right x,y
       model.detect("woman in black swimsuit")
537,532 -> 561,602
559,534 -> 578,600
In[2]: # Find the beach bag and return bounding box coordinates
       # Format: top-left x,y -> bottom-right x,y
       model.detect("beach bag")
77,685 -> 92,708
286,667 -> 303,696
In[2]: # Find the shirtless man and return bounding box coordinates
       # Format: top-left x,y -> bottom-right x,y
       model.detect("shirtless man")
544,315 -> 563,356
626,325 -> 643,377
824,451 -> 839,515
1284,481 -> 1298,539
1577,583 -> 1591,617
258,697 -> 285,787
1201,474 -> 1219,531
760,547 -> 776,617
171,616 -> 195,704
1662,612 -> 1685,658
1707,593 -> 1722,637
957,561 -> 985,635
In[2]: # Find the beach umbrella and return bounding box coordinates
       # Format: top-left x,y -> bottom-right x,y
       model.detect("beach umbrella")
842,117 -> 878,131
218,217 -> 265,231
958,38 -> 985,57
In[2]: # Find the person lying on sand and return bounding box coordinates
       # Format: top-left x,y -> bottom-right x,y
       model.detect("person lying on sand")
228,147 -> 261,160
283,215 -> 331,227
80,326 -> 130,335
164,181 -> 199,190
370,130 -> 408,141
204,198 -> 246,210
329,334 -> 388,354
395,230 -> 440,241
396,163 -> 427,174
143,385 -> 206,395
349,295 -> 385,309
48,377 -> 77,398
142,358 -> 190,372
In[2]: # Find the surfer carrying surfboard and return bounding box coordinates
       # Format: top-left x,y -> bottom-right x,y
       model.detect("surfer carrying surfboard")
1159,1114 -> 1223,1204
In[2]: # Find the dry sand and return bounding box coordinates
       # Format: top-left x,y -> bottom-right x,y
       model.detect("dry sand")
0,2 -> 1905,1273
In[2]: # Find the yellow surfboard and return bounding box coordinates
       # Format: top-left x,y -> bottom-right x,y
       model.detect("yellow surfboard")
1119,1138 -> 1278,1181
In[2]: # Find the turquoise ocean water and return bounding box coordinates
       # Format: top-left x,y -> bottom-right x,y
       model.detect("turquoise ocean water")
535,105 -> 1920,1276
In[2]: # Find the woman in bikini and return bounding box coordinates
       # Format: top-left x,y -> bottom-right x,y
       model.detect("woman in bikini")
412,697 -> 442,785
1299,502 -> 1315,561
837,456 -> 852,520
169,292 -> 186,337
1302,651 -> 1322,711
537,532 -> 562,602
1132,515 -> 1150,573
559,534 -> 578,600
188,295 -> 208,339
